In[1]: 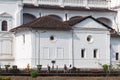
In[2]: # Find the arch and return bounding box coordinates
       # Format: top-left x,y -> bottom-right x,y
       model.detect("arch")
69,16 -> 83,20
23,13 -> 36,24
2,20 -> 7,31
48,14 -> 62,21
97,17 -> 112,27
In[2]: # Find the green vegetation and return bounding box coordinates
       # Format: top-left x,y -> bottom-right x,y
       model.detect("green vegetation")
0,77 -> 11,80
30,70 -> 38,78
102,64 -> 109,72
4,65 -> 10,72
37,65 -> 42,71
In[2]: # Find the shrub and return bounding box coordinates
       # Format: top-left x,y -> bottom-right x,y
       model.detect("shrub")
4,77 -> 11,80
37,65 -> 42,71
0,78 -> 2,80
9,65 -> 19,73
4,65 -> 10,72
102,64 -> 108,72
12,65 -> 17,70
0,77 -> 11,80
30,70 -> 38,78
72,67 -> 77,72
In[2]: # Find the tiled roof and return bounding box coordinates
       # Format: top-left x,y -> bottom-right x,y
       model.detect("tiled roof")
11,16 -> 113,32
110,30 -> 120,37
65,16 -> 86,26
11,16 -> 71,32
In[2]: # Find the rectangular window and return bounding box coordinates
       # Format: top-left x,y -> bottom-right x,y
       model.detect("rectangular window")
94,49 -> 98,58
81,49 -> 85,58
116,53 -> 119,60
23,34 -> 25,44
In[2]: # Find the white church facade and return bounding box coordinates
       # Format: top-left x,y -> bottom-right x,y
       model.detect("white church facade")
0,0 -> 120,69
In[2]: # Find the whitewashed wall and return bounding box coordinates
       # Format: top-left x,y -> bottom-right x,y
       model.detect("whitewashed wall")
73,18 -> 110,68
0,32 -> 14,68
111,37 -> 120,68
31,30 -> 72,68
14,17 -> 112,69
0,0 -> 119,69
14,29 -> 32,68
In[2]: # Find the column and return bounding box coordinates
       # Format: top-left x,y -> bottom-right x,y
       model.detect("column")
59,0 -> 64,7
33,0 -> 38,6
85,0 -> 89,9
15,1 -> 23,27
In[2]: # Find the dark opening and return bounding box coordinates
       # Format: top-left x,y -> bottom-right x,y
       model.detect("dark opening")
2,20 -> 7,31
50,36 -> 54,40
94,49 -> 97,58
65,13 -> 67,21
116,53 -> 119,60
81,49 -> 85,58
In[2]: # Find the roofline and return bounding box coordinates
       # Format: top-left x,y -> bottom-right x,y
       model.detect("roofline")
89,16 -> 113,30
110,30 -> 120,37
10,16 -> 113,32
10,16 -> 72,32
70,16 -> 113,30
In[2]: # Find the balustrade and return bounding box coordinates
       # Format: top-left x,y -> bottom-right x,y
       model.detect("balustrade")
63,0 -> 85,7
38,0 -> 60,5
88,0 -> 108,8
23,0 -> 33,4
23,0 -> 109,8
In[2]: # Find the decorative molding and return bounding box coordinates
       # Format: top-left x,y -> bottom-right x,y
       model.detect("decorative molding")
0,55 -> 14,60
0,12 -> 12,18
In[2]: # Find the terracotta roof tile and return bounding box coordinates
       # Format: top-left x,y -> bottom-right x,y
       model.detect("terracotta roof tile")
110,30 -> 120,37
11,16 -> 71,32
65,16 -> 88,26
10,16 -> 113,32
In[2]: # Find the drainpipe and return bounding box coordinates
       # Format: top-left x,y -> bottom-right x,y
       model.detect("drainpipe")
38,31 -> 40,65
72,29 -> 74,67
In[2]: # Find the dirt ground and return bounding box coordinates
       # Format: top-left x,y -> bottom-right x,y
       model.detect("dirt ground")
1,76 -> 120,80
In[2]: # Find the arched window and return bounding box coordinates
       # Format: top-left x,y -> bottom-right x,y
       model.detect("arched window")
2,20 -> 7,31
69,16 -> 83,20
23,13 -> 36,24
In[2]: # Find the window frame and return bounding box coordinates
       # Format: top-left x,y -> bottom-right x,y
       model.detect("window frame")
1,20 -> 8,31
81,49 -> 85,58
93,49 -> 98,58
116,52 -> 119,60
